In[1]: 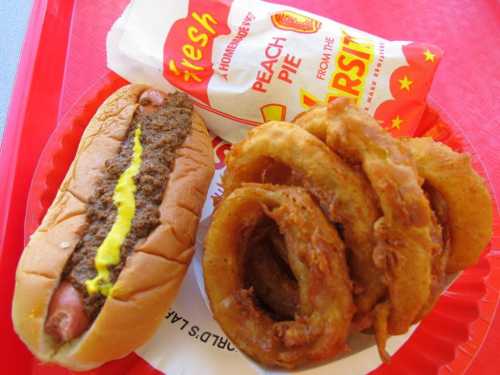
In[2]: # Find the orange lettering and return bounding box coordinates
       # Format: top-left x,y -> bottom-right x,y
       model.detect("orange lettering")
187,26 -> 208,47
337,55 -> 366,77
261,59 -> 278,75
342,46 -> 371,60
252,81 -> 266,93
168,60 -> 181,76
257,70 -> 272,84
181,58 -> 204,71
331,72 -> 360,96
182,44 -> 202,61
183,70 -> 202,83
169,60 -> 202,82
192,12 -> 217,35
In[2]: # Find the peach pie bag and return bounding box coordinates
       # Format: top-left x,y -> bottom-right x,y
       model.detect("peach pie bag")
107,0 -> 443,373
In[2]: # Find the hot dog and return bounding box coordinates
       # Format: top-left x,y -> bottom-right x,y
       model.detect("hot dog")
44,282 -> 90,342
12,85 -> 214,370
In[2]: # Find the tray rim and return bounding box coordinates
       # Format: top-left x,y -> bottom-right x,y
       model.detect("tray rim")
22,72 -> 500,375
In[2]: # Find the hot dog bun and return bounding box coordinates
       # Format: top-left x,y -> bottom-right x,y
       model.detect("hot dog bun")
12,84 -> 214,370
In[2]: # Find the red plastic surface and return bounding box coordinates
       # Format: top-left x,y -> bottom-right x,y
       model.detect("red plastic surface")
22,71 -> 499,375
1,0 -> 499,374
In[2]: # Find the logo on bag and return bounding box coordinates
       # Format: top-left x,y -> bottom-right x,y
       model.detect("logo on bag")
271,10 -> 321,34
163,0 -> 231,104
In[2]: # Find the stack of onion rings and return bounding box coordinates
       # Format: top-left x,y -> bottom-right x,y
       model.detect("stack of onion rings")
222,120 -> 384,318
203,99 -> 493,368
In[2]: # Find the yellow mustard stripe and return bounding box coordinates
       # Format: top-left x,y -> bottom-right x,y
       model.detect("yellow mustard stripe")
85,124 -> 143,296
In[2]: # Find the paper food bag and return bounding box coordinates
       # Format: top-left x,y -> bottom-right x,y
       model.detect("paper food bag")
108,0 -> 442,143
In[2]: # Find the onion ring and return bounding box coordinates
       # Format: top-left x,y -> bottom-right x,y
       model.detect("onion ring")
403,137 -> 493,273
205,100 -> 492,367
203,184 -> 354,368
327,99 -> 439,359
222,121 -> 384,317
416,185 -> 448,319
294,106 -> 493,275
295,99 -> 440,360
244,220 -> 299,320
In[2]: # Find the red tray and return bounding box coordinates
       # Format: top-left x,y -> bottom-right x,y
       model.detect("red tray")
1,0 -> 499,374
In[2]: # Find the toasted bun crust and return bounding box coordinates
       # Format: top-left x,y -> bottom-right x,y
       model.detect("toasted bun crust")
12,85 -> 214,370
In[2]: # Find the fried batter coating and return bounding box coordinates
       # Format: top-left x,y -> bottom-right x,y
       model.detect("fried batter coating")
416,185 -> 448,319
404,137 -> 493,273
222,121 -> 384,316
294,100 -> 441,360
204,185 -> 354,368
207,101 -> 493,367
244,221 -> 299,320
325,98 -> 439,360
295,106 -> 493,275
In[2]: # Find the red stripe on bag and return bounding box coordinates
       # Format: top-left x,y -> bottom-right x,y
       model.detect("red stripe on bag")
163,0 -> 232,105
